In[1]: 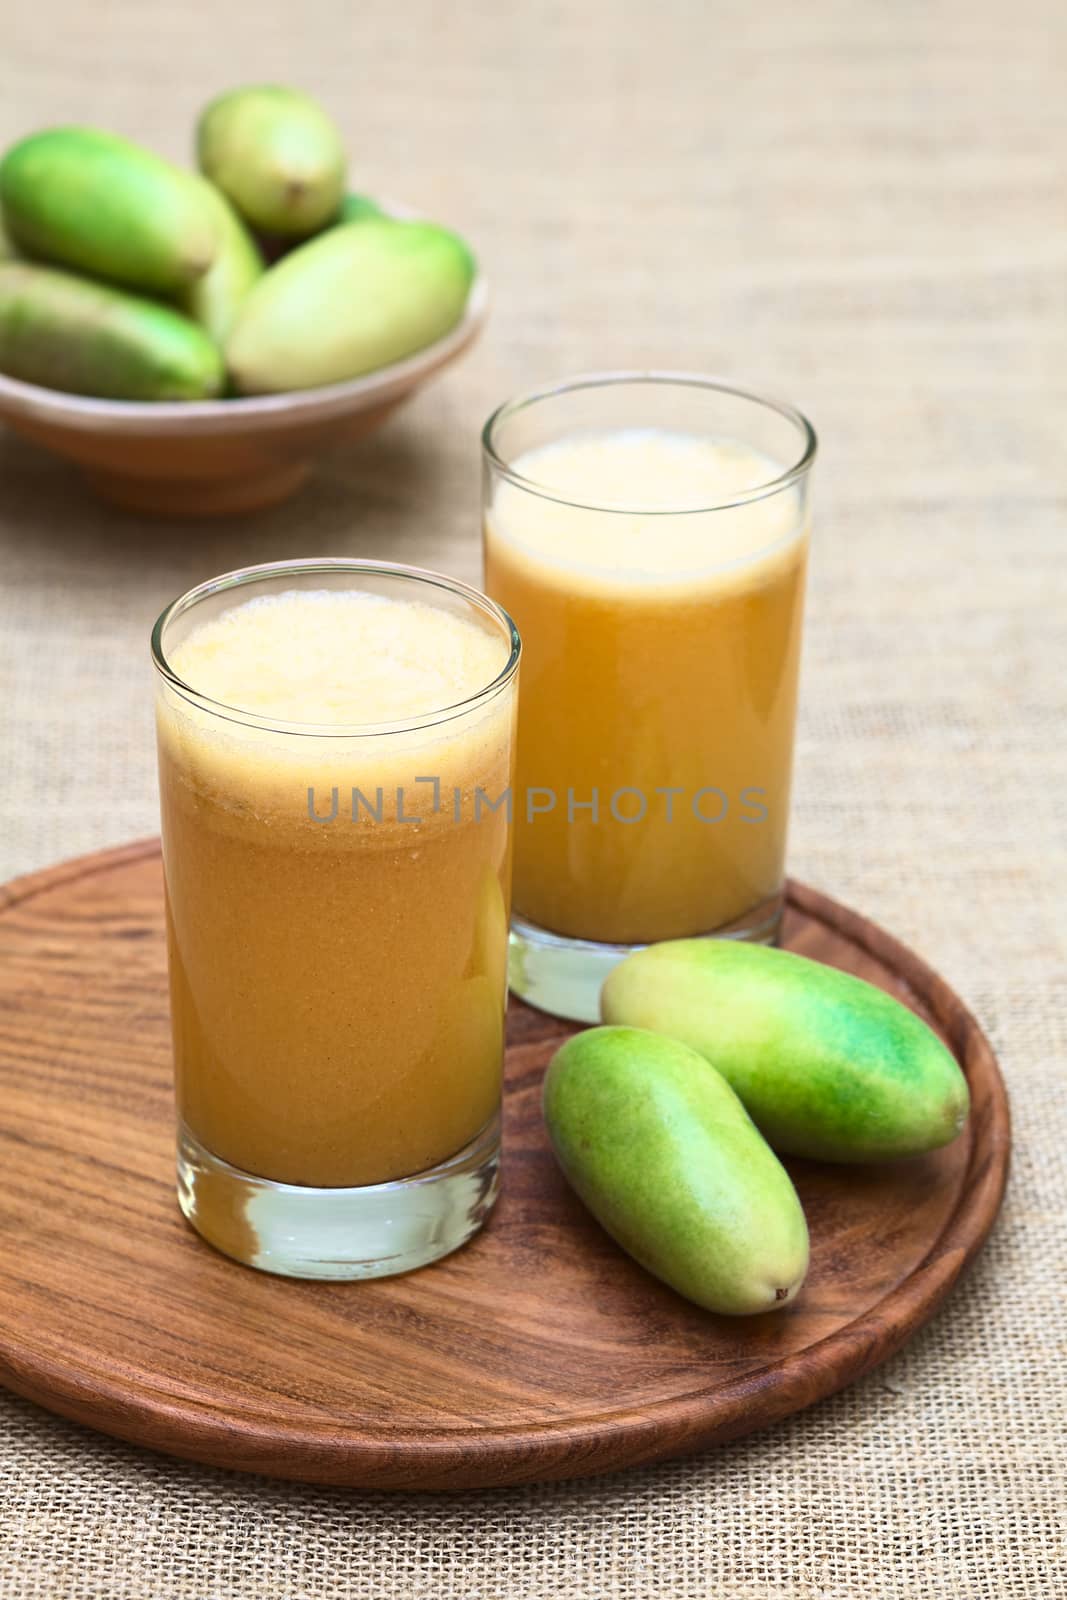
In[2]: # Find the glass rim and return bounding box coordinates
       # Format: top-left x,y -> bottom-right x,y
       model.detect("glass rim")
151,557 -> 521,739
481,369 -> 817,514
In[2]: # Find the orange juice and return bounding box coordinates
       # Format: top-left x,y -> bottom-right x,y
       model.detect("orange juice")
156,583 -> 516,1191
484,427 -> 809,945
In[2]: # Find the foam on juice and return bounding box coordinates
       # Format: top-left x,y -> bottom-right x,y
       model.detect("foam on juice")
159,588 -> 513,830
169,589 -> 509,725
489,428 -> 803,592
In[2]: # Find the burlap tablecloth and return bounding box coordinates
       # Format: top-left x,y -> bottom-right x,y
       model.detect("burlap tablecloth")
1,1 -> 1064,1594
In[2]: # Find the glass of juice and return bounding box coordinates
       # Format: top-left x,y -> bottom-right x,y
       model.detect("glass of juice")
482,372 -> 816,1022
151,558 -> 520,1279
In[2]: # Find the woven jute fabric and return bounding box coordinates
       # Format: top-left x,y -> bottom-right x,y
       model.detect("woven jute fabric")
1,0 -> 1064,1594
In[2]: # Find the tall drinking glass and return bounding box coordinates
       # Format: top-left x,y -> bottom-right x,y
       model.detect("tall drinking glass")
482,373 -> 816,1022
152,558 -> 520,1279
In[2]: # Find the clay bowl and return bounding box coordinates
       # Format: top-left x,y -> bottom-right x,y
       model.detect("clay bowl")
0,274 -> 488,517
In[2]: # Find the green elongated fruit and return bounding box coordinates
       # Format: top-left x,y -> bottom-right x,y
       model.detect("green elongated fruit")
543,1026 -> 809,1315
0,262 -> 224,401
226,218 -> 475,394
0,128 -> 217,293
179,176 -> 264,344
601,941 -> 970,1163
197,86 -> 346,237
336,192 -> 387,224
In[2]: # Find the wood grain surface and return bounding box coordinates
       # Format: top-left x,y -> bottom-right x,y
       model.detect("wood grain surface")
0,839 -> 1009,1490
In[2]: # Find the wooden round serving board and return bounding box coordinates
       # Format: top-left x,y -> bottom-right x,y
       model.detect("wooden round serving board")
0,840 -> 1009,1490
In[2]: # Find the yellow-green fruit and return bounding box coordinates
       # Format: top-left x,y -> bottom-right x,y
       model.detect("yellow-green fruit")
226,219 -> 475,394
0,128 -> 217,293
601,940 -> 970,1163
0,261 -> 224,401
336,192 -> 387,225
197,86 -> 346,237
179,176 -> 264,344
543,1026 -> 809,1315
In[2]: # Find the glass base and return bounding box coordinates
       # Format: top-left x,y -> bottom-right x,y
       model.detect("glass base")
176,1116 -> 500,1281
508,892 -> 784,1023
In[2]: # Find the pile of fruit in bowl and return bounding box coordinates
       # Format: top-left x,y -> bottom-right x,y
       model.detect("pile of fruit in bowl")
0,86 -> 484,514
